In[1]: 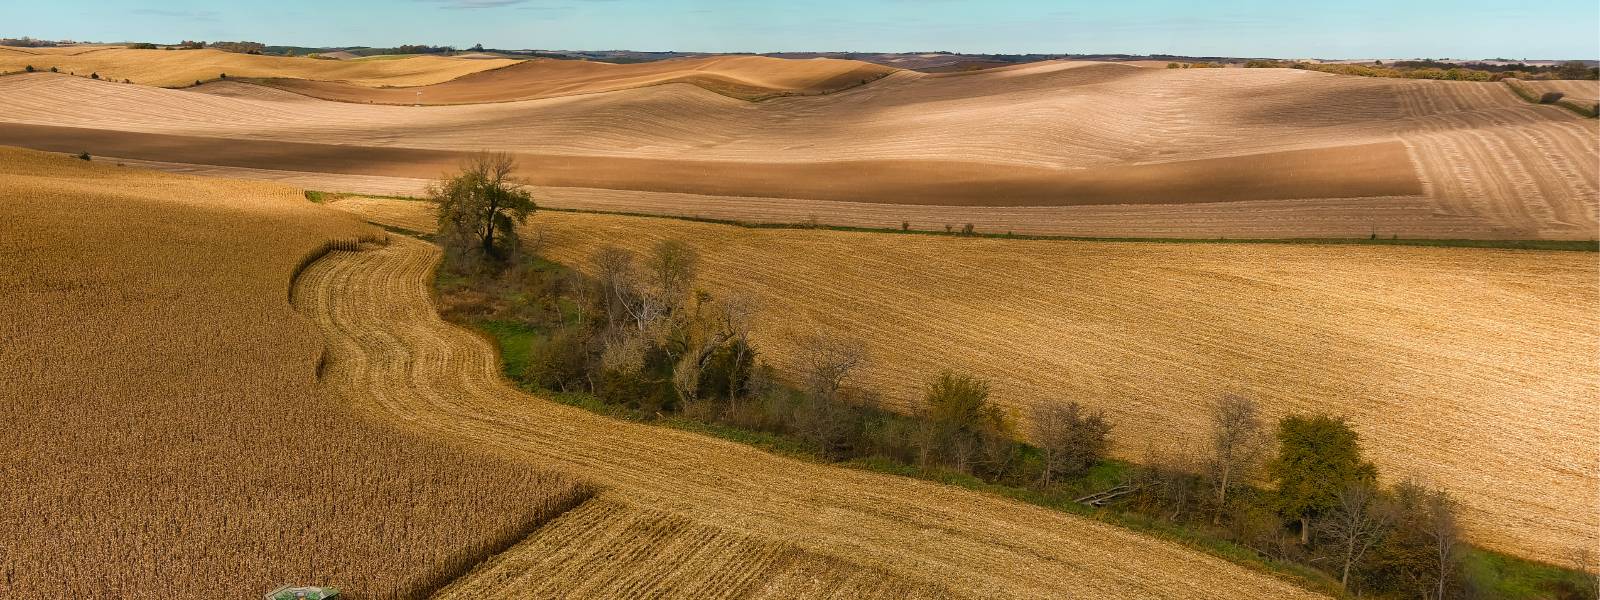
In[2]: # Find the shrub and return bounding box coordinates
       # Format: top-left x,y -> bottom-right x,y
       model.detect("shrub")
89,72 -> 99,80
77,152 -> 90,161
1540,91 -> 1566,104
1167,62 -> 1181,69
127,42 -> 158,50
1032,401 -> 1112,485
219,72 -> 227,79
49,66 -> 57,73
923,370 -> 1015,476
24,65 -> 34,72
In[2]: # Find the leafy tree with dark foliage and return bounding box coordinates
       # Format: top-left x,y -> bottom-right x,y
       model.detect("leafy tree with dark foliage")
1269,414 -> 1377,544
432,152 -> 536,262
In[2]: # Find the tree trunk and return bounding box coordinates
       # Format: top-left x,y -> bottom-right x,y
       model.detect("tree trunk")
1300,516 -> 1311,545
1213,468 -> 1230,525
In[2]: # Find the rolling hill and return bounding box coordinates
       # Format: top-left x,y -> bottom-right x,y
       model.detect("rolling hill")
0,61 -> 1592,239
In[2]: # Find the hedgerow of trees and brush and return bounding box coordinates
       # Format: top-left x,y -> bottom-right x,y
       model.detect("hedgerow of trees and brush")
1244,59 -> 1598,81
423,162 -> 1598,599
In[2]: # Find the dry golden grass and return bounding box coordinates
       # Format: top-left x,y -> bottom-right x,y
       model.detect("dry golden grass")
295,232 -> 1327,599
0,47 -> 516,87
333,197 -> 1599,563
0,64 -> 1592,238
0,147 -> 591,598
436,493 -> 959,599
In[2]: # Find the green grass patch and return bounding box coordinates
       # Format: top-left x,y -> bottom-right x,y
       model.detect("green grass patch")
1460,546 -> 1593,599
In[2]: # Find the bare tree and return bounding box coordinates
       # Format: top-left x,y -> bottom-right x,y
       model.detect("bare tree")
669,292 -> 754,403
1324,482 -> 1394,590
1032,401 -> 1112,487
1425,489 -> 1460,600
648,239 -> 698,312
798,330 -> 866,403
1207,394 -> 1268,524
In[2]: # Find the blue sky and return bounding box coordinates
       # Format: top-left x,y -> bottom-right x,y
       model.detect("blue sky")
6,0 -> 1598,59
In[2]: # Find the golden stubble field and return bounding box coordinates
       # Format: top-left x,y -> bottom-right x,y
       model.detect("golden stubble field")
0,148 -> 590,598
333,197 -> 1600,563
295,232 -> 1327,599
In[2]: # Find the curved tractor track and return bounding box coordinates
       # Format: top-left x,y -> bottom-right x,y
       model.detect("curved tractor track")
292,234 -> 1325,599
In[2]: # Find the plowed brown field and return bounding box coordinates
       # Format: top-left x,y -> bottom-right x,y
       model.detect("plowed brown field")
0,63 -> 1592,238
0,47 -> 515,87
331,197 -> 1600,563
294,232 -> 1327,599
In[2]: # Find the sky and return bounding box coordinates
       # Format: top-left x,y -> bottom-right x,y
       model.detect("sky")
6,0 -> 1599,59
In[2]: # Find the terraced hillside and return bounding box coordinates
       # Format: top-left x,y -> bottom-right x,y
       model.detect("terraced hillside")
0,62 -> 1592,238
332,197 -> 1600,563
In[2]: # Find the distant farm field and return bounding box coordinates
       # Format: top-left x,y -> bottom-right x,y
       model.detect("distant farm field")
334,196 -> 1600,562
0,58 -> 1593,239
0,46 -> 516,87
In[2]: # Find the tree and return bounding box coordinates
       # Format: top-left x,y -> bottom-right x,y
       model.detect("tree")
647,239 -> 698,315
24,65 -> 34,72
1032,401 -> 1112,486
1556,60 -> 1592,80
1323,482 -> 1393,590
924,370 -> 1011,474
1207,394 -> 1268,524
668,291 -> 753,404
431,151 -> 536,262
1269,414 -> 1377,544
1363,481 -> 1461,599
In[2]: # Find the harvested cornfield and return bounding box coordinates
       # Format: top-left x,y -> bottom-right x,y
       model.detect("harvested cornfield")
437,494 -> 959,599
295,233 -> 1327,599
0,47 -> 516,87
0,147 -> 591,598
332,197 -> 1599,563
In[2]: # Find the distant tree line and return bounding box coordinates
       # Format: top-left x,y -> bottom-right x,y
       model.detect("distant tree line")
430,155 -> 1599,599
1244,59 -> 1598,81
